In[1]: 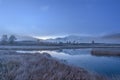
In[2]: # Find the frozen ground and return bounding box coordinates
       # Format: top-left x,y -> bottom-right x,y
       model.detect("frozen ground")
0,51 -> 108,80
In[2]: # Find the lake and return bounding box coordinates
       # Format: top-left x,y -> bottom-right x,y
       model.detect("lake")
17,49 -> 120,78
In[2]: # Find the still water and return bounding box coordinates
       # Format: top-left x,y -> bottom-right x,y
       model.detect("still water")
17,49 -> 120,78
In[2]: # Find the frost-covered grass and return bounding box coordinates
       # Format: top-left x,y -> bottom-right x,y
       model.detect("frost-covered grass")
0,51 -> 108,80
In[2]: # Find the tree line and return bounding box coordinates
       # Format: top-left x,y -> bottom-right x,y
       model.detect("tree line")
0,35 -> 17,45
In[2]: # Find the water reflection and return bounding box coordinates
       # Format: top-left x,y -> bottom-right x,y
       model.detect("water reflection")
17,49 -> 120,78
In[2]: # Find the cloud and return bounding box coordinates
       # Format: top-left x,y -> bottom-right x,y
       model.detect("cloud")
40,6 -> 49,11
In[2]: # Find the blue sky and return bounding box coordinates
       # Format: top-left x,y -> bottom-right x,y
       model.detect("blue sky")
0,0 -> 120,37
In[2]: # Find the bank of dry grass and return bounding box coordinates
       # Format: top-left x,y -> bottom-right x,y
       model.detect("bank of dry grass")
0,51 -> 108,80
91,48 -> 120,56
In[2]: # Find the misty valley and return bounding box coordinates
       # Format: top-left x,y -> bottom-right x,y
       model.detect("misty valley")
0,0 -> 120,80
0,34 -> 120,80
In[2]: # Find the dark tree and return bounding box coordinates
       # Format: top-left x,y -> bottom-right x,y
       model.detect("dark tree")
1,35 -> 8,45
9,35 -> 17,44
92,40 -> 95,44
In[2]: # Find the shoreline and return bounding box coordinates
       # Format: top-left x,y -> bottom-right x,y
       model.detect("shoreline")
0,45 -> 120,50
0,51 -> 108,80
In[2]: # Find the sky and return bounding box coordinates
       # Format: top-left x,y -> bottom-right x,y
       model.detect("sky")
0,0 -> 120,37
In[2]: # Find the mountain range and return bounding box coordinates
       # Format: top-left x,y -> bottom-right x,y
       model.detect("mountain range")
102,33 -> 120,39
44,33 -> 120,43
1,33 -> 119,43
